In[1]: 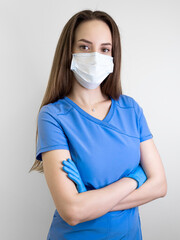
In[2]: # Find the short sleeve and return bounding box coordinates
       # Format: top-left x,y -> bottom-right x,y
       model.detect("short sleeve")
133,98 -> 153,142
36,105 -> 70,161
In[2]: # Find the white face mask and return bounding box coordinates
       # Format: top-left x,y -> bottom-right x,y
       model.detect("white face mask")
70,52 -> 114,89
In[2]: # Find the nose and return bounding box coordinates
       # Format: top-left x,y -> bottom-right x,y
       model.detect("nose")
90,47 -> 101,64
89,52 -> 100,65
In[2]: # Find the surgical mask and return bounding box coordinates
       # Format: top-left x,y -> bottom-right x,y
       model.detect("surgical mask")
70,52 -> 114,89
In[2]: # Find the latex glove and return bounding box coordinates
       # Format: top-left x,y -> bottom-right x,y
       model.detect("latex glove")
127,164 -> 147,189
62,158 -> 87,193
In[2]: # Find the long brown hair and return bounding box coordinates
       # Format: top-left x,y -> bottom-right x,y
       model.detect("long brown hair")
29,9 -> 123,173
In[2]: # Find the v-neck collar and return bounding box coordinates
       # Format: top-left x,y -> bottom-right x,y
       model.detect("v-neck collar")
64,96 -> 115,124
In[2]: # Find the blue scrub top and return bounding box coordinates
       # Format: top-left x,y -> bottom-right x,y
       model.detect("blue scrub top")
36,94 -> 153,239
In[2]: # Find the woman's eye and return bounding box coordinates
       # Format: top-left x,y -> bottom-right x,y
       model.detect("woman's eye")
79,45 -> 89,50
102,48 -> 110,53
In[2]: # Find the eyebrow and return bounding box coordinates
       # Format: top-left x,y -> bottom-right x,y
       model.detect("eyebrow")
78,38 -> 112,46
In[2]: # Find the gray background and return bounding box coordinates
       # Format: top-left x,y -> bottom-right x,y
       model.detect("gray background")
1,0 -> 179,239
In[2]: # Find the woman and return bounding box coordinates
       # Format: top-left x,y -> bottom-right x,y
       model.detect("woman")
29,10 -> 167,240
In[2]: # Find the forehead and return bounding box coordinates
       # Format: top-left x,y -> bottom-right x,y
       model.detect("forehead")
74,20 -> 112,43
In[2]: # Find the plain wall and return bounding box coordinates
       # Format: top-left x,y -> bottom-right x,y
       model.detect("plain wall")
1,0 -> 179,239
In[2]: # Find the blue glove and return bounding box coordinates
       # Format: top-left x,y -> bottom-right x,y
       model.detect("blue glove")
127,164 -> 147,189
62,158 -> 87,193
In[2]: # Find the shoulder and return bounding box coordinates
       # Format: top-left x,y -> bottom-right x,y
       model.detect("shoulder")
116,94 -> 137,108
39,98 -> 72,117
116,94 -> 143,117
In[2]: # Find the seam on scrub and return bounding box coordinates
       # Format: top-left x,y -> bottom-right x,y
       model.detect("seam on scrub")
52,107 -> 73,140
132,99 -> 141,135
141,133 -> 153,138
40,107 -> 61,126
116,103 -> 134,109
36,144 -> 70,160
50,99 -> 74,116
140,134 -> 153,142
101,125 -> 140,140
127,208 -> 130,240
138,109 -> 144,123
106,100 -> 115,123
137,211 -> 143,240
106,213 -> 111,239
63,98 -> 114,123
63,97 -> 115,124
37,144 -> 69,151
62,106 -> 140,140
56,106 -> 74,116
40,106 -> 70,140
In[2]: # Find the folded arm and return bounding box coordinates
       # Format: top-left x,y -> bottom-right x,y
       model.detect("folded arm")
110,138 -> 167,211
42,149 -> 138,227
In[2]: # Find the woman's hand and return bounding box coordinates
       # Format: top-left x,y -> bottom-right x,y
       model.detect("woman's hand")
126,164 -> 147,189
62,158 -> 87,193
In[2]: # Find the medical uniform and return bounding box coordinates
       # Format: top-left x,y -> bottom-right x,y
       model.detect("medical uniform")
36,94 -> 153,240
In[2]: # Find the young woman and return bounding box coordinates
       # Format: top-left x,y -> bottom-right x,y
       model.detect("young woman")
29,10 -> 167,240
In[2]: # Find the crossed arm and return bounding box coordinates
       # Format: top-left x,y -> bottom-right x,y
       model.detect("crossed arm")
63,138 -> 167,219
42,137 -> 166,225
108,139 -> 167,211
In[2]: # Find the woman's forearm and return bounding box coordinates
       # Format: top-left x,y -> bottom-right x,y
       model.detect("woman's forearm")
72,177 -> 137,225
110,177 -> 167,211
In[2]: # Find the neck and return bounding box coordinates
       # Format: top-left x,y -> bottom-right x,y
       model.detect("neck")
67,79 -> 109,106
